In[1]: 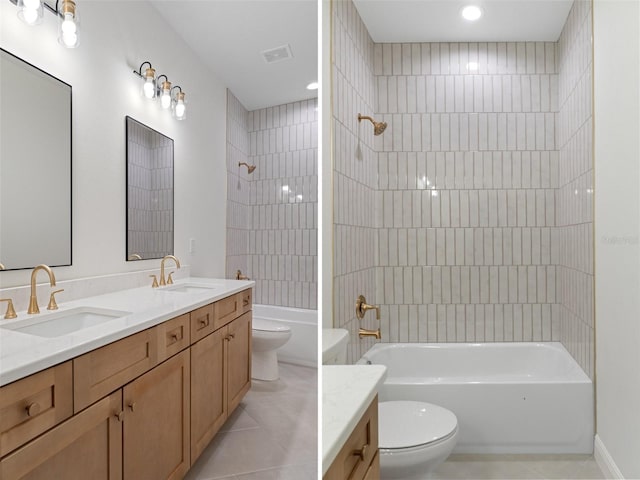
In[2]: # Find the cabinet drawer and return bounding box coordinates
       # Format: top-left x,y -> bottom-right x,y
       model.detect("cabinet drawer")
158,313 -> 190,361
214,290 -> 251,330
324,396 -> 378,480
190,304 -> 215,343
0,362 -> 73,457
74,328 -> 158,412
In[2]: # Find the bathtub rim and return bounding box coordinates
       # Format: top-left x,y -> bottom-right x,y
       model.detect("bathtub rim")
357,341 -> 592,384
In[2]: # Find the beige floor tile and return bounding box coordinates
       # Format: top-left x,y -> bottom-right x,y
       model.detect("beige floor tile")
187,363 -> 317,480
431,454 -> 606,480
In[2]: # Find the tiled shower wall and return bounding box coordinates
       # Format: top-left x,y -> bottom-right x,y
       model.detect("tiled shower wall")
225,91 -> 251,280
374,42 -> 560,345
332,0 -> 378,363
333,0 -> 594,376
226,92 -> 318,310
127,121 -> 174,260
247,99 -> 318,309
556,0 -> 594,378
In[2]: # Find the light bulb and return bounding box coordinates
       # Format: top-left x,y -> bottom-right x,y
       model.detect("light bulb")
160,81 -> 172,109
175,101 -> 185,118
22,8 -> 39,24
161,92 -> 171,109
143,78 -> 155,99
17,0 -> 42,25
61,14 -> 77,34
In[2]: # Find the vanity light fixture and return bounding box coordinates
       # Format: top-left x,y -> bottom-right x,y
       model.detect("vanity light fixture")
157,75 -> 172,109
132,62 -> 187,120
171,85 -> 186,120
13,0 -> 80,47
58,0 -> 79,48
133,62 -> 157,99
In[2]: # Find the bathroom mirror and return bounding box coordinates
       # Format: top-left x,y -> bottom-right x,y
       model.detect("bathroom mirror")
125,116 -> 174,261
0,48 -> 72,271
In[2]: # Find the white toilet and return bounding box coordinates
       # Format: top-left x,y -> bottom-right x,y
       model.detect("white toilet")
378,400 -> 458,479
251,318 -> 292,381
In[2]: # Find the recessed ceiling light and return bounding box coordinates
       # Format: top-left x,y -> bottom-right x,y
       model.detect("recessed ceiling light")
461,5 -> 483,21
306,82 -> 318,90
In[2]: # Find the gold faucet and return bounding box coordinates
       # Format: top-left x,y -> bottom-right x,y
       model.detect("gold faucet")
236,269 -> 249,280
359,327 -> 381,339
355,295 -> 380,320
160,255 -> 180,286
28,265 -> 56,314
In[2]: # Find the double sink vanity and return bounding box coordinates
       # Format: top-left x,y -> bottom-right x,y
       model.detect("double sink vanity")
0,274 -> 254,479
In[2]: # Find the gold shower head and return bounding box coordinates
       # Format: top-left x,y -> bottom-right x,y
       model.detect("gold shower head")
238,162 -> 256,174
358,114 -> 387,135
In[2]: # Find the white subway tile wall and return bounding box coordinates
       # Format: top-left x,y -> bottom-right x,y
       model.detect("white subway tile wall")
333,0 -> 593,377
556,0 -> 594,378
247,99 -> 318,309
226,91 -> 318,309
333,0 -> 379,363
374,38 -> 560,349
127,120 -> 174,260
226,91 -> 251,281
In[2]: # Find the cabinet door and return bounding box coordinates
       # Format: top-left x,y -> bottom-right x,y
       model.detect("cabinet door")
0,391 -> 122,480
123,350 -> 190,480
226,311 -> 251,414
190,327 -> 227,464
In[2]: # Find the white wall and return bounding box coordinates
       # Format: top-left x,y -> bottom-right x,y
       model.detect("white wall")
0,1 -> 228,288
594,1 -> 640,478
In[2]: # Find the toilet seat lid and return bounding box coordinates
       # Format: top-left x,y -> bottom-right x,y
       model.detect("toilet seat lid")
379,401 -> 457,449
252,318 -> 290,332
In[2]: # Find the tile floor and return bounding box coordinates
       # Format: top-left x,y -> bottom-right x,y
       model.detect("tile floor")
432,454 -> 605,480
185,362 -> 317,480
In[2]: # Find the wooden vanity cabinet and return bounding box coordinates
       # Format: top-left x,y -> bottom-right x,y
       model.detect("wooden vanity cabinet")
324,396 -> 379,480
190,310 -> 251,464
0,288 -> 252,480
0,391 -> 123,480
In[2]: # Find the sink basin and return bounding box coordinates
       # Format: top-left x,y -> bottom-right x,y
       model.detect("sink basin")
0,307 -> 131,337
160,283 -> 220,294
322,328 -> 349,364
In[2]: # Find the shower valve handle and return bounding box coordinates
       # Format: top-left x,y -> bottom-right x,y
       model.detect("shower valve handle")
356,295 -> 380,320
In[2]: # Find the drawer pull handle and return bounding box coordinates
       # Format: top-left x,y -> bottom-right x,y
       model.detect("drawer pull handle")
115,411 -> 125,422
228,333 -> 235,340
198,318 -> 209,327
169,333 -> 179,343
128,403 -> 136,412
243,297 -> 249,306
25,402 -> 41,417
352,444 -> 368,461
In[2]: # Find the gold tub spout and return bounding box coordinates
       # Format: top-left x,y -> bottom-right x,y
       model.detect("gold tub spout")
160,255 -> 181,286
28,264 -> 56,314
359,328 -> 381,339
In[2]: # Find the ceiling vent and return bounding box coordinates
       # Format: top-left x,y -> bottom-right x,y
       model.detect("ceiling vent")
261,44 -> 293,64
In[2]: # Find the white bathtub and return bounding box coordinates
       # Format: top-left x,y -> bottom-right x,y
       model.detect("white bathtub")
358,342 -> 593,454
252,304 -> 317,368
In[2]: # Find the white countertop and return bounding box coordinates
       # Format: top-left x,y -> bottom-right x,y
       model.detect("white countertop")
0,277 -> 254,386
322,364 -> 387,475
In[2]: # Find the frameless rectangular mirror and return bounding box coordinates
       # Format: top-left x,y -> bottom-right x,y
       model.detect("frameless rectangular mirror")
126,116 -> 174,261
0,48 -> 72,271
